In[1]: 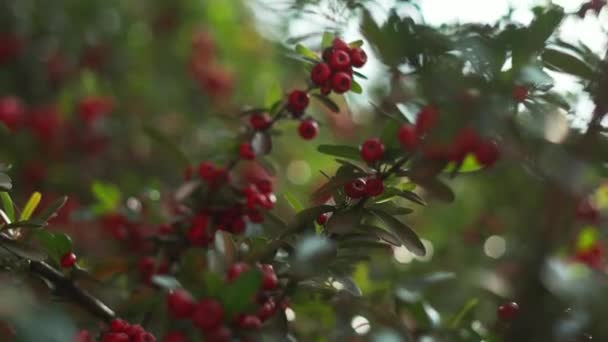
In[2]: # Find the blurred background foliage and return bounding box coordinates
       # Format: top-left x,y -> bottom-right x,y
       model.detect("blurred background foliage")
0,0 -> 608,341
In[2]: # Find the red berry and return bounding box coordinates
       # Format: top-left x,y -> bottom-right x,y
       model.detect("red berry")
74,330 -> 94,342
473,139 -> 499,167
365,177 -> 384,197
320,81 -> 332,95
235,314 -> 262,330
205,326 -> 232,342
187,214 -> 211,246
259,264 -> 278,290
316,213 -> 329,225
255,179 -> 273,194
239,142 -> 255,160
331,71 -> 352,94
110,319 -> 129,332
450,126 -> 479,162
349,48 -> 367,68
192,299 -> 224,332
167,289 -> 195,319
497,301 -> 519,320
328,49 -> 351,71
360,138 -> 385,163
249,112 -> 271,130
415,105 -> 439,136
198,161 -> 217,181
247,209 -> 264,223
311,63 -> 331,85
227,262 -> 251,281
287,90 -> 309,114
158,224 -> 174,235
298,120 -> 318,140
162,331 -> 187,342
257,299 -> 277,321
60,252 -> 77,268
398,124 -> 418,151
102,332 -> 129,342
344,178 -> 367,198
0,96 -> 24,131
512,85 -> 528,103
229,216 -> 247,234
77,96 -> 113,125
332,38 -> 350,52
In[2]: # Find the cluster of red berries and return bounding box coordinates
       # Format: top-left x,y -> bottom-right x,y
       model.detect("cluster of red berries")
101,213 -> 152,252
310,38 -> 367,95
397,106 -> 499,167
183,161 -> 276,246
188,30 -> 233,99
163,262 -> 281,342
74,319 -> 156,342
577,0 -> 606,17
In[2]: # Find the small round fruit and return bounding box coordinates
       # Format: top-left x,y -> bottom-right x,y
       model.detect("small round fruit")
473,139 -> 499,167
259,264 -> 278,290
349,48 -> 367,68
320,81 -> 332,95
497,301 -> 519,320
60,252 -> 77,268
331,72 -> 352,94
205,326 -> 231,342
311,63 -> 331,85
239,142 -> 255,160
255,179 -> 273,194
198,161 -> 217,181
328,49 -> 351,70
227,262 -> 251,281
360,138 -> 385,163
316,213 -> 329,225
249,112 -> 271,130
512,85 -> 528,103
365,178 -> 384,197
415,105 -> 439,135
235,315 -> 262,330
163,331 -> 187,342
167,290 -> 195,319
398,124 -> 418,151
344,178 -> 367,198
257,299 -> 277,321
192,299 -> 224,332
450,126 -> 479,162
110,319 -> 129,332
298,120 -> 318,140
332,38 -> 350,51
287,90 -> 309,114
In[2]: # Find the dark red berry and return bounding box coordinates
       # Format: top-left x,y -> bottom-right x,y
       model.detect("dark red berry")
259,264 -> 278,290
227,262 -> 251,281
311,63 -> 331,85
167,289 -> 195,319
512,85 -> 528,103
198,161 -> 217,181
298,120 -> 318,140
205,326 -> 232,342
473,139 -> 499,167
229,216 -> 247,234
344,178 -> 367,198
328,49 -> 351,71
450,126 -> 479,162
239,142 -> 255,160
360,138 -> 385,163
60,252 -> 77,268
332,38 -> 350,52
255,179 -> 273,194
235,314 -> 262,330
249,112 -> 271,130
576,199 -> 600,223
320,81 -> 332,95
349,48 -> 367,68
316,213 -> 329,225
415,105 -> 439,135
110,319 -> 129,332
497,301 -> 519,320
331,71 -> 352,94
257,299 -> 277,321
163,331 -> 187,342
0,96 -> 24,132
247,209 -> 264,223
102,332 -> 129,342
365,178 -> 384,197
287,90 -> 309,114
192,299 -> 224,332
398,124 -> 418,151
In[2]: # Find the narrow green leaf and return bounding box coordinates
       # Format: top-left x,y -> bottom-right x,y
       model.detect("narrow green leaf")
20,192 -> 42,221
295,44 -> 319,60
220,270 -> 262,317
348,40 -> 364,48
448,298 -> 479,328
369,209 -> 425,256
351,79 -> 363,94
3,219 -> 46,229
542,48 -> 595,80
443,155 -> 483,174
322,32 -> 334,49
312,93 -> 340,113
143,125 -> 190,167
284,192 -> 304,212
0,192 -> 14,222
318,145 -> 360,160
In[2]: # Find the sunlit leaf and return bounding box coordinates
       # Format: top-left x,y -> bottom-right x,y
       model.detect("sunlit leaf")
20,192 -> 42,221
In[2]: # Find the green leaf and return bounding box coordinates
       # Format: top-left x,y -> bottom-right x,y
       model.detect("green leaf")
220,270 -> 262,317
312,93 -> 340,113
36,196 -> 68,222
295,44 -> 319,60
348,40 -> 364,48
0,192 -> 14,222
358,224 -> 401,246
284,192 -> 304,212
350,79 -> 363,94
3,219 -> 46,229
201,271 -> 224,298
318,145 -> 360,160
322,32 -> 334,49
443,155 -> 483,174
0,173 -> 12,191
542,48 -> 595,80
33,230 -> 72,261
0,235 -> 47,261
264,83 -> 283,109
91,181 -> 121,213
143,125 -> 190,167
326,210 -> 361,235
368,209 -> 425,256
448,298 -> 479,328
20,192 -> 42,221
352,70 -> 368,80
152,275 -> 181,291
415,178 -> 454,203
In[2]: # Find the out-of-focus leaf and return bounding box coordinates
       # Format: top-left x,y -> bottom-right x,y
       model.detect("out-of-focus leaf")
333,276 -> 362,296
152,275 -> 181,291
369,209 -> 425,256
349,40 -> 364,48
542,48 -> 595,80
416,178 -> 455,203
318,145 -> 360,160
0,234 -> 46,261
443,154 -> 484,174
33,230 -> 72,261
0,192 -> 14,222
220,269 -> 262,317
293,235 -> 336,276
312,93 -> 340,113
284,192 -> 304,212
326,210 -> 361,234
36,196 -> 68,222
0,173 -> 11,191
252,132 -> 272,156
174,181 -> 201,202
351,79 -> 363,94
3,219 -> 46,229
322,32 -> 334,49
91,182 -> 121,213
358,224 -> 401,246
142,125 -> 190,167
20,192 -> 42,221
448,298 -> 479,328
295,44 -> 319,60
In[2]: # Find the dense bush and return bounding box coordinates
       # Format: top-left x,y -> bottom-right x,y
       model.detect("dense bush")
0,0 -> 607,341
